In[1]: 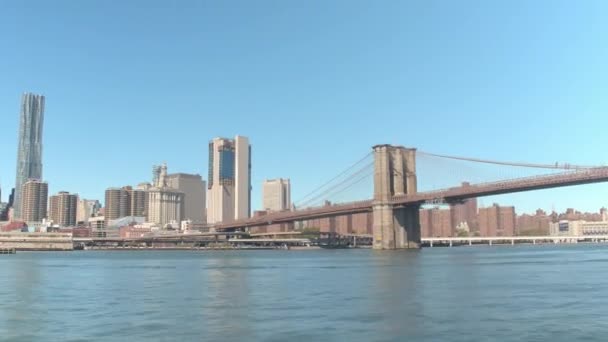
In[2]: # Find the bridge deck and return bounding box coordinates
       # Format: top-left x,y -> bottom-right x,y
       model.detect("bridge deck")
215,167 -> 608,230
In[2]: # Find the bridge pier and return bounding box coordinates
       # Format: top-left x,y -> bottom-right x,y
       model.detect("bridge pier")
372,145 -> 420,249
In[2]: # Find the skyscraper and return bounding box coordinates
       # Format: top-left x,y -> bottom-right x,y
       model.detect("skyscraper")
262,178 -> 291,212
104,187 -> 131,224
20,179 -> 48,223
49,191 -> 78,227
8,188 -> 15,208
14,93 -> 45,219
166,173 -> 206,223
130,188 -> 148,217
207,136 -> 251,223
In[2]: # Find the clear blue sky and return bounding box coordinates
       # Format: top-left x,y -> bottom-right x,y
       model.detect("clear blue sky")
1,0 -> 608,214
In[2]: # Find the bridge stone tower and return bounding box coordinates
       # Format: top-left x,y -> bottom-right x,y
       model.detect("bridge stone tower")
372,145 -> 421,249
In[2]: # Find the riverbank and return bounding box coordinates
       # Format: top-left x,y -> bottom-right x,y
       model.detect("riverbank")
83,245 -> 325,251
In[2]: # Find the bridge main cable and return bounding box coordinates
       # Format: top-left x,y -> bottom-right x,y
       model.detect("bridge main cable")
418,151 -> 595,170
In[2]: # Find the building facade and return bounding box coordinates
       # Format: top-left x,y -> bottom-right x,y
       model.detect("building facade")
49,191 -> 78,227
89,216 -> 105,230
104,187 -> 131,224
262,178 -> 291,212
20,179 -> 48,223
516,209 -> 551,235
146,163 -> 184,227
147,189 -> 184,227
420,207 -> 454,237
478,203 -> 516,237
76,199 -> 101,224
130,188 -> 148,217
450,196 -> 478,232
550,220 -> 608,236
166,173 -> 206,223
14,93 -> 45,219
207,136 -> 251,223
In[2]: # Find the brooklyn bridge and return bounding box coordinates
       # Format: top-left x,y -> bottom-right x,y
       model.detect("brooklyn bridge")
211,145 -> 608,249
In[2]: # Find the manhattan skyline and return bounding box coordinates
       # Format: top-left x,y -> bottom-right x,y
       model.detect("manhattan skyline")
2,1 -> 608,213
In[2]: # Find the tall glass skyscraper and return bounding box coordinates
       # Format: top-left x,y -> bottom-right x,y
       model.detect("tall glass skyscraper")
13,93 -> 45,219
207,136 -> 251,224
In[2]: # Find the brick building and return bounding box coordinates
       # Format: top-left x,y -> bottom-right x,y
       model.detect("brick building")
478,203 -> 516,236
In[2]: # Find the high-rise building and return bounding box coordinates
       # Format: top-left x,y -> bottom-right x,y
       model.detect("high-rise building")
262,178 -> 291,212
14,93 -> 45,219
76,199 -> 101,224
104,187 -> 131,224
49,191 -> 78,227
0,203 -> 8,222
234,136 -> 251,220
147,163 -> 184,227
20,179 -> 48,223
166,173 -> 206,222
207,136 -> 251,223
130,188 -> 148,217
8,188 -> 15,208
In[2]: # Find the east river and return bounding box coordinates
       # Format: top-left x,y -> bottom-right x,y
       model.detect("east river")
2,245 -> 608,341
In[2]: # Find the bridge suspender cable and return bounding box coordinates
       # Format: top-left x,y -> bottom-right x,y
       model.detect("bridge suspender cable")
294,152 -> 372,206
297,161 -> 374,208
418,151 -> 594,170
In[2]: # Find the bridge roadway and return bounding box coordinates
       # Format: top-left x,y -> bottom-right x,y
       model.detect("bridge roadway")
215,167 -> 608,230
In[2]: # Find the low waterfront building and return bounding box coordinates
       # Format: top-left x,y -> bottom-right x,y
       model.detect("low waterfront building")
119,226 -> 152,239
89,216 -> 105,230
549,220 -> 608,236
107,216 -> 146,229
0,221 -> 27,232
181,220 -> 210,231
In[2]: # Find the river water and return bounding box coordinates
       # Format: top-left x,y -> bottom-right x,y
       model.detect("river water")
1,245 -> 608,341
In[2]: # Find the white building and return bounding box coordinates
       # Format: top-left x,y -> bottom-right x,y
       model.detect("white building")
550,220 -> 608,236
89,216 -> 105,230
262,178 -> 291,212
207,136 -> 251,224
76,199 -> 101,224
147,163 -> 184,228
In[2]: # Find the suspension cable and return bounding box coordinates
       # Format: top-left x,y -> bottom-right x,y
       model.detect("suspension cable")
294,152 -> 372,205
418,151 -> 595,170
297,161 -> 374,207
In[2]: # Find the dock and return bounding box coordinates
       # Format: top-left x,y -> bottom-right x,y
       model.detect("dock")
0,248 -> 16,254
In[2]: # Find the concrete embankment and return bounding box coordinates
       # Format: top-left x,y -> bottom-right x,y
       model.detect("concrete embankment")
0,233 -> 73,251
